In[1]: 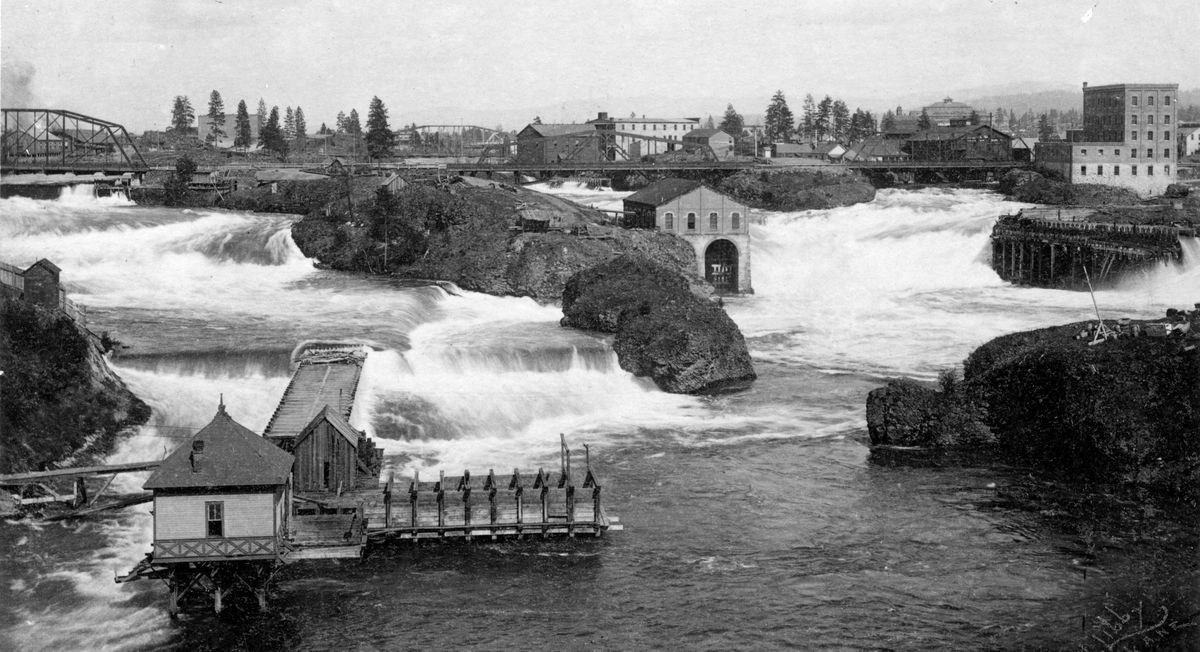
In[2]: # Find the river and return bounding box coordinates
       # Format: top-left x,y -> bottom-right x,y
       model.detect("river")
1,183 -> 1196,650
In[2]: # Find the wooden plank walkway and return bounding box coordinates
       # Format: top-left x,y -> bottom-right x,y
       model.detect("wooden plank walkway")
263,348 -> 365,440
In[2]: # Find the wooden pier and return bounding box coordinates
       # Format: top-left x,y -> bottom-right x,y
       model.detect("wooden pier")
114,345 -> 620,616
0,461 -> 159,518
990,208 -> 1190,289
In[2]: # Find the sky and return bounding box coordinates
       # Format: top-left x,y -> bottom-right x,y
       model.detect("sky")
2,0 -> 1199,132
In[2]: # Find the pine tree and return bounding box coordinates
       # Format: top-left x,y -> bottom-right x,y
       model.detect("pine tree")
170,96 -> 195,133
718,104 -> 744,137
815,96 -> 833,140
831,100 -> 850,142
319,122 -> 330,135
703,115 -> 715,129
800,94 -> 816,140
259,106 -> 287,157
346,109 -> 362,135
234,100 -> 252,150
1037,113 -> 1055,141
881,110 -> 896,133
205,90 -> 226,143
917,109 -> 932,130
284,107 -> 296,140
365,96 -> 396,159
336,111 -> 347,133
294,106 -> 307,140
968,110 -> 981,126
256,98 -> 267,131
764,90 -> 795,143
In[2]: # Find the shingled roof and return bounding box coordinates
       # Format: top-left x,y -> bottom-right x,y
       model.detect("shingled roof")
623,178 -> 703,206
144,405 -> 294,490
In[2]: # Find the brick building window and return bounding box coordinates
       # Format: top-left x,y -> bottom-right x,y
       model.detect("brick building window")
1147,115 -> 1154,124
686,213 -> 696,231
1132,131 -> 1138,140
1131,149 -> 1137,158
1164,149 -> 1171,158
1147,131 -> 1153,140
1164,96 -> 1171,105
1148,96 -> 1155,105
1081,148 -> 1088,155
1114,149 -> 1120,156
1132,96 -> 1139,106
1132,165 -> 1138,175
1164,130 -> 1170,140
1148,165 -> 1154,175
1163,115 -> 1170,124
1165,165 -> 1170,175
1147,148 -> 1153,157
1114,165 -> 1120,176
731,212 -> 741,230
709,212 -> 719,230
1131,115 -> 1138,124
1097,165 -> 1104,175
664,212 -> 674,230
1080,165 -> 1087,175
206,501 -> 224,537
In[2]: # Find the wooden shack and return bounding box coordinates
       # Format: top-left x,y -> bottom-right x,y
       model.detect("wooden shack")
22,258 -> 61,312
288,405 -> 370,493
904,125 -> 1013,162
143,404 -> 294,563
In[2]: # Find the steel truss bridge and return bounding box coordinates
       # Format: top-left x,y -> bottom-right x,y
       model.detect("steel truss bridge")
427,159 -> 1026,176
1,108 -> 147,174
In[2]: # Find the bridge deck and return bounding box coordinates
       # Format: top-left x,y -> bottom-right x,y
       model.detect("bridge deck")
0,460 -> 160,485
262,349 -> 366,440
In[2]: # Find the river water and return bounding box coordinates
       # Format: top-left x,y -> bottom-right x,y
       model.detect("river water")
1,184 -> 1197,650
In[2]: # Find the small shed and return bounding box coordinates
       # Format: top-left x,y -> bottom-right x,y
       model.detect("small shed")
905,125 -> 1013,162
683,128 -> 735,160
22,259 -> 61,312
288,406 -> 367,493
143,404 -> 294,563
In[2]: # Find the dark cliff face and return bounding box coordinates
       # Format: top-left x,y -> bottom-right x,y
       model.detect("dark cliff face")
866,319 -> 1200,498
560,255 -> 756,394
1,300 -> 151,473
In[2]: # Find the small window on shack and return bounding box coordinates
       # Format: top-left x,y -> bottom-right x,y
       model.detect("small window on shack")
687,213 -> 696,231
709,212 -> 719,230
206,501 -> 224,537
664,212 -> 674,230
731,212 -> 741,230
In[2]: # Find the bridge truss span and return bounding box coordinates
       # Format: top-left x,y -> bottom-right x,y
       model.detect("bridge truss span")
1,108 -> 147,173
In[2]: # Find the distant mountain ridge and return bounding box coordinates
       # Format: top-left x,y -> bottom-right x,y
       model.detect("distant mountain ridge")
962,87 -> 1200,114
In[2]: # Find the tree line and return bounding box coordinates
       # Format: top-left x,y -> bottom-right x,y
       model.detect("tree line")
711,92 -> 881,147
168,92 -> 398,160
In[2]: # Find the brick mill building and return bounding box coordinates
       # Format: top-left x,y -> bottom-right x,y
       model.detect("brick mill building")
622,179 -> 751,294
1036,82 -> 1179,196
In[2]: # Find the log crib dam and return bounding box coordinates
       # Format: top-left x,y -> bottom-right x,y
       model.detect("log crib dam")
990,207 -> 1197,290
115,345 -> 621,617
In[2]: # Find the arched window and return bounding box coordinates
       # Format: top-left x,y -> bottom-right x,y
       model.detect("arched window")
664,212 -> 674,230
709,212 -> 719,230
687,213 -> 696,231
731,212 -> 741,230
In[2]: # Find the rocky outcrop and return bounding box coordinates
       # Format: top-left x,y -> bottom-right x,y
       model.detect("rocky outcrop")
291,181 -> 700,303
866,317 -> 1200,498
998,169 -> 1142,205
865,375 -> 991,447
718,169 -> 876,211
560,255 -> 756,394
1,299 -> 151,473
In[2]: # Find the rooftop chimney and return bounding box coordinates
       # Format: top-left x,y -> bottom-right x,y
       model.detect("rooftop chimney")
597,112 -> 608,121
189,440 -> 205,472
1083,81 -> 1088,88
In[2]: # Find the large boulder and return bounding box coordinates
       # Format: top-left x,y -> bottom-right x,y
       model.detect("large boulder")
719,169 -> 876,211
561,255 -> 756,394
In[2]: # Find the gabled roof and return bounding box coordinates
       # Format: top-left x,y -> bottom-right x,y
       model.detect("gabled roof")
623,178 -> 704,206
907,125 -> 1011,142
295,405 -> 360,450
853,137 -> 907,158
144,406 -> 293,490
683,128 -> 730,139
589,116 -> 699,124
27,259 -> 61,274
519,123 -> 595,138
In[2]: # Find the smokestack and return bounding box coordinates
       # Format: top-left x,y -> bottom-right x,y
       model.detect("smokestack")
1082,81 -> 1088,89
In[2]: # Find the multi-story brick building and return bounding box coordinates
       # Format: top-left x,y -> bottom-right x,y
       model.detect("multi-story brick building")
1037,82 -> 1178,196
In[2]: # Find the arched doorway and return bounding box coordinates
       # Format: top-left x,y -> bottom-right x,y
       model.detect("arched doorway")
704,239 -> 739,293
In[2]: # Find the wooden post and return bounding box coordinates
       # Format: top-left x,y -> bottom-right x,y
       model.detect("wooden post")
1049,244 -> 1056,282
540,486 -> 549,536
593,486 -> 602,526
436,471 -> 445,532
463,485 -> 472,528
383,471 -> 393,529
74,476 -> 88,509
410,471 -> 419,530
566,485 -> 575,538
